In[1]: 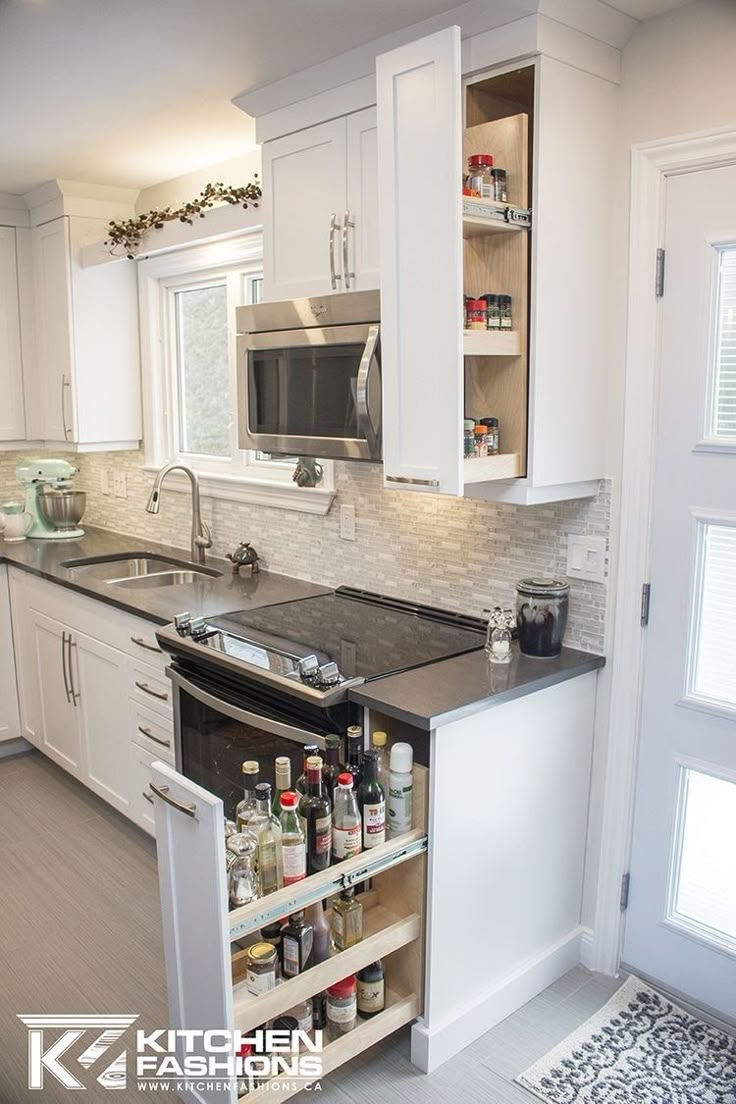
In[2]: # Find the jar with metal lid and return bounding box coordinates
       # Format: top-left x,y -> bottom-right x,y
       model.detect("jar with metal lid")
325,976 -> 357,1041
473,425 -> 488,458
479,418 -> 499,454
228,835 -> 259,908
463,420 -> 476,459
482,293 -> 501,330
491,167 -> 508,203
245,941 -> 278,995
515,578 -> 570,658
498,294 -> 513,329
466,154 -> 494,199
465,299 -> 487,330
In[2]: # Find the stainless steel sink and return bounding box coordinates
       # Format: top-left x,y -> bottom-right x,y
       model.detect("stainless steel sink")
61,552 -> 223,586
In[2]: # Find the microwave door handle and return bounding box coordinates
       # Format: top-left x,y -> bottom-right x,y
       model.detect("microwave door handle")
356,324 -> 381,457
169,669 -> 327,749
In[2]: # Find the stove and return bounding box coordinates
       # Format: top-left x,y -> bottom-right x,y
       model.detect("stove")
157,586 -> 485,705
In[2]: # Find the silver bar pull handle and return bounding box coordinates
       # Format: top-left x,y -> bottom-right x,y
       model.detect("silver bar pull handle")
342,211 -> 355,290
61,631 -> 72,703
68,636 -> 79,705
386,475 -> 440,487
149,782 -> 196,818
329,213 -> 341,289
130,636 -> 163,654
61,375 -> 72,440
135,681 -> 169,702
138,725 -> 171,749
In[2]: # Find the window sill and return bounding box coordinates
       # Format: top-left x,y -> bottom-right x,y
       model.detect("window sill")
142,466 -> 336,516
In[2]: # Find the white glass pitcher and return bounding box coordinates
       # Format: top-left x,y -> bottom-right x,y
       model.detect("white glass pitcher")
0,502 -> 33,542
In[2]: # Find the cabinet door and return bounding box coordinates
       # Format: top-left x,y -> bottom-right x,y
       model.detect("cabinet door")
8,570 -> 41,747
0,566 -> 20,743
0,228 -> 26,440
73,632 -> 131,816
32,218 -> 76,442
262,118 -> 347,300
346,108 -> 379,291
377,27 -> 464,495
31,611 -> 82,777
129,742 -> 159,835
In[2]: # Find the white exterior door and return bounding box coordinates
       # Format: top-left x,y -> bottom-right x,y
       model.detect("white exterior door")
623,165 -> 736,1020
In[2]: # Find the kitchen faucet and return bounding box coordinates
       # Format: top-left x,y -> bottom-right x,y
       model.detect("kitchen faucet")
145,463 -> 213,564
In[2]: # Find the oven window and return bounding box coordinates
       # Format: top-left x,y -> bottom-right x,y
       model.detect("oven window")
249,344 -> 362,438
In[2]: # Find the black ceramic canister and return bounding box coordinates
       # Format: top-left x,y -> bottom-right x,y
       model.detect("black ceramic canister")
515,578 -> 570,658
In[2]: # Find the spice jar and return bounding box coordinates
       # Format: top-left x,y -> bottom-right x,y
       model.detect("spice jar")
463,420 -> 476,459
516,578 -> 570,658
326,976 -> 357,1041
245,941 -> 278,995
491,168 -> 508,203
482,293 -> 500,330
465,299 -> 487,330
228,836 -> 259,908
480,418 -> 500,454
466,154 -> 494,199
473,425 -> 488,458
498,295 -> 513,330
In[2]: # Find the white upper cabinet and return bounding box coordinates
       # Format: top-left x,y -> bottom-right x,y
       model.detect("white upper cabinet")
0,228 -> 26,441
262,107 -> 378,301
377,27 -> 464,494
28,215 -> 141,449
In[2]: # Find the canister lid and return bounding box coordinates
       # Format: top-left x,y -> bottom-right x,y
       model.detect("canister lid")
327,976 -> 357,998
516,577 -> 570,597
248,942 -> 278,965
468,153 -> 494,167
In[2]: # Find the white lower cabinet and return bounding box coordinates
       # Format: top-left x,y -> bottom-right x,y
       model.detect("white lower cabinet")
0,565 -> 21,744
7,567 -> 173,830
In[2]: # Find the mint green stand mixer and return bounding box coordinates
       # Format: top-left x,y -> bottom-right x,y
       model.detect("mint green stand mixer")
16,459 -> 86,540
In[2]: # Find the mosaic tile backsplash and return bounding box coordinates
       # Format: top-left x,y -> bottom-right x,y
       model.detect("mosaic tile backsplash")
0,450 -> 611,654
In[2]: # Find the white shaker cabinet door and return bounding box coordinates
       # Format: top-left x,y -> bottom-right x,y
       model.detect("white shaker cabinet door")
32,218 -> 76,443
377,26 -> 464,495
74,631 -> 131,816
0,229 -> 26,441
262,117 -> 348,301
346,107 -> 379,291
0,566 -> 20,743
31,610 -> 83,778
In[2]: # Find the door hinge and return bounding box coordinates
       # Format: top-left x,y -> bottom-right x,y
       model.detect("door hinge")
620,872 -> 631,911
640,583 -> 651,626
655,248 -> 665,298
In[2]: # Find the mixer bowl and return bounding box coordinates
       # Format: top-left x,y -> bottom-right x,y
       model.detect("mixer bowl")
37,488 -> 87,531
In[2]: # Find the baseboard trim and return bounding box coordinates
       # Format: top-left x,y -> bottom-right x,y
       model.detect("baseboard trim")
579,925 -> 595,970
0,737 -> 33,760
411,926 -> 585,1073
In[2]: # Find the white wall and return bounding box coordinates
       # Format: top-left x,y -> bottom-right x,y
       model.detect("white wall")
135,148 -> 262,214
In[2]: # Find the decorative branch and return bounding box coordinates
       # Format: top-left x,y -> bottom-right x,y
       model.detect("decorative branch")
105,178 -> 262,258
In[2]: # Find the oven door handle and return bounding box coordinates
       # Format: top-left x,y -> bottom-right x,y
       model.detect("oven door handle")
168,668 -> 327,749
356,323 -> 381,459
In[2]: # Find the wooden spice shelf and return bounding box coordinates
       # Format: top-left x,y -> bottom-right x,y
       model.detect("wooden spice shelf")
462,197 -> 530,238
463,329 -> 521,357
233,906 -> 421,1032
248,990 -> 420,1100
463,452 -> 522,484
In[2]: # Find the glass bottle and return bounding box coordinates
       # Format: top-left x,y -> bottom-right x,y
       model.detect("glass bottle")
251,782 -> 283,896
331,772 -> 362,862
261,921 -> 284,977
298,756 -> 332,874
356,960 -> 385,1019
295,744 -> 320,795
282,911 -> 314,978
345,726 -> 364,792
371,730 -> 390,794
331,888 -> 363,952
228,836 -> 259,908
272,756 -> 291,817
322,735 -> 342,806
235,760 -> 259,831
464,419 -> 476,459
306,901 -> 331,964
279,791 -> 306,886
356,750 -> 386,850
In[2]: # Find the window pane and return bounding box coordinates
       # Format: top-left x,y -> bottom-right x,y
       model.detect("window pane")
175,284 -> 230,457
672,768 -> 736,949
692,522 -> 736,708
713,248 -> 736,438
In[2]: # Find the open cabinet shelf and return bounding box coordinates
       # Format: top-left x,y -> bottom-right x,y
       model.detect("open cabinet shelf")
463,329 -> 521,356
464,453 -> 521,483
462,197 -> 531,237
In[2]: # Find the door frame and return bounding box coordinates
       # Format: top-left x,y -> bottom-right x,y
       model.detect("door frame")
590,126 -> 736,975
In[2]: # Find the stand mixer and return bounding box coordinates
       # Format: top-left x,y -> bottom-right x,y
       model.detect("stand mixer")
16,459 -> 86,540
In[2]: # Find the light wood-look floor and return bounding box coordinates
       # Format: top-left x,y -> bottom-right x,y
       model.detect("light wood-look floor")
0,750 -> 625,1103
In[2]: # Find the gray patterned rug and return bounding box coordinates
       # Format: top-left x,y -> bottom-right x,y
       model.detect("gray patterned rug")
517,975 -> 736,1104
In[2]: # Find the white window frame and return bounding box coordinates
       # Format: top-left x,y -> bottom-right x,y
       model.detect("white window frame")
138,232 -> 335,514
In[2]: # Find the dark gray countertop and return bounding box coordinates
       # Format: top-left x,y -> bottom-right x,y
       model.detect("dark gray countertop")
0,527 -> 604,729
350,645 -> 605,730
0,526 -> 331,625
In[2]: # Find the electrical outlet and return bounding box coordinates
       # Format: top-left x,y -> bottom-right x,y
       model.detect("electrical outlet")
100,470 -> 111,495
339,504 -> 356,541
112,471 -> 127,499
566,534 -> 607,583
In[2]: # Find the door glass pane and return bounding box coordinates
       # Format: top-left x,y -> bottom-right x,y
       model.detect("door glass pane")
692,522 -> 736,708
175,283 -> 230,456
712,248 -> 736,438
671,768 -> 736,950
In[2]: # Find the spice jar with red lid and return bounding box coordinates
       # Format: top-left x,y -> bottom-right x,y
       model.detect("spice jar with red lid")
465,299 -> 488,330
325,976 -> 357,1041
466,154 -> 494,198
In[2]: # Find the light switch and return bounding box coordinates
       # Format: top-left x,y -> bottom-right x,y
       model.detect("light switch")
566,534 -> 607,583
339,504 -> 356,541
112,471 -> 127,499
100,470 -> 111,496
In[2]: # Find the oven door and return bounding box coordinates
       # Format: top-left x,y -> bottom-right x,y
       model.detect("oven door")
170,665 -> 356,820
237,323 -> 381,461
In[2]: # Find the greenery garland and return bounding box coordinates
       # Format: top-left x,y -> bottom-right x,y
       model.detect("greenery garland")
105,177 -> 262,258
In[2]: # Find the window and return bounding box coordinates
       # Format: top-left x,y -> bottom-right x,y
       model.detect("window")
711,247 -> 736,439
139,236 -> 333,513
688,519 -> 736,711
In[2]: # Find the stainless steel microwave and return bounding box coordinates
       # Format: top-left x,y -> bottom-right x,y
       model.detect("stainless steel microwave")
236,290 -> 381,462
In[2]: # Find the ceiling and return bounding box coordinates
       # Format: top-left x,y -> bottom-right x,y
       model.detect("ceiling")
0,0 -> 693,196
